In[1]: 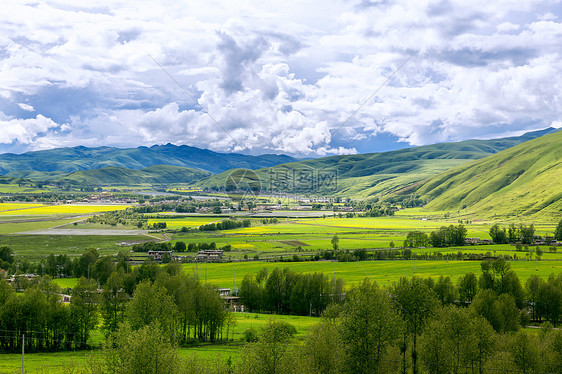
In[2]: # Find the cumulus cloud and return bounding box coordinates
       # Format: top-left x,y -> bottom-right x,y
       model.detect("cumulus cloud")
0,114 -> 62,145
0,0 -> 561,155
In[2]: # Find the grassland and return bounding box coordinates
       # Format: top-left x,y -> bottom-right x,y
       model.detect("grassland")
417,130 -> 562,219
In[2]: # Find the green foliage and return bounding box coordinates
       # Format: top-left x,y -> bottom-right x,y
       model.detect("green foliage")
102,322 -> 181,374
236,320 -> 297,374
340,280 -> 402,373
555,219 -> 562,241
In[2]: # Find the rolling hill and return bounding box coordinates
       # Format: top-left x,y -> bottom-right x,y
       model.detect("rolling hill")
413,130 -> 562,218
195,128 -> 560,198
53,165 -> 212,186
0,144 -> 296,177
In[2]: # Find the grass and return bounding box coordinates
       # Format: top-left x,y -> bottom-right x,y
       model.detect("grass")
0,218 -> 80,234
1,234 -> 149,260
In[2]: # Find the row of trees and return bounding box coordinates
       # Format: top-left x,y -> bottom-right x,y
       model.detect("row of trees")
199,219 -> 251,231
0,263 -> 231,353
404,224 -> 467,248
490,219 -> 562,244
239,268 -> 344,315
238,280 -> 562,374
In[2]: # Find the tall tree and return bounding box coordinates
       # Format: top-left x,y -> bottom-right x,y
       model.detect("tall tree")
392,277 -> 439,374
340,280 -> 402,374
70,277 -> 100,348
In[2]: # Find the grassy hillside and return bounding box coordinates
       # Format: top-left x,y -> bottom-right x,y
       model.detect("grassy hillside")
196,128 -> 558,198
0,144 -> 296,176
54,165 -> 212,186
415,130 -> 562,218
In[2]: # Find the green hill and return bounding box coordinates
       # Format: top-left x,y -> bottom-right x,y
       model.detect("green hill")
414,130 -> 562,218
53,165 -> 212,186
196,128 -> 559,198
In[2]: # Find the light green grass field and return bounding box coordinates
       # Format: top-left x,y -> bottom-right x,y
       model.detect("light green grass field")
0,218 -> 80,234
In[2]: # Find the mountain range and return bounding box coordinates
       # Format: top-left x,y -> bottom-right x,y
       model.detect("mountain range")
194,128 -> 560,198
0,144 -> 296,177
1,127 -> 560,218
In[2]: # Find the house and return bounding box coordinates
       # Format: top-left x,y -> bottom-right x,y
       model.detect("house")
217,288 -> 244,312
195,250 -> 224,262
148,250 -> 173,261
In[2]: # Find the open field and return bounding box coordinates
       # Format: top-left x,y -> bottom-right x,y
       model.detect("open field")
181,260 -> 562,289
0,218 -> 80,234
2,234 -> 150,260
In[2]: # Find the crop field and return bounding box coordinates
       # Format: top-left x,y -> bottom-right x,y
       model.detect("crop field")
0,203 -> 45,212
0,218 -> 80,234
1,234 -> 149,260
179,259 -> 562,289
0,204 -> 130,216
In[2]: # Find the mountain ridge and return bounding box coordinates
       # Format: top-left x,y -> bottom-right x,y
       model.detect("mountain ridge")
0,144 -> 297,176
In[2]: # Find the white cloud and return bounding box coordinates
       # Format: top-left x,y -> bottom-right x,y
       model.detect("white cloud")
0,114 -> 61,144
18,103 -> 35,112
0,0 -> 561,156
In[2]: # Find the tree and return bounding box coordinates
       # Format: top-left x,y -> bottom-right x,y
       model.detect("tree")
520,224 -> 535,245
70,277 -> 100,348
75,248 -> 99,279
103,322 -> 181,374
93,256 -> 116,286
510,331 -> 540,374
471,289 -> 519,333
489,224 -> 507,244
526,275 -> 543,321
458,272 -> 478,304
301,320 -> 345,374
173,241 -> 186,252
331,235 -> 340,251
239,275 -> 263,312
125,281 -> 178,338
393,277 -> 439,374
555,219 -> 562,241
340,280 -> 401,374
236,320 -> 297,374
102,271 -> 128,334
434,276 -> 457,306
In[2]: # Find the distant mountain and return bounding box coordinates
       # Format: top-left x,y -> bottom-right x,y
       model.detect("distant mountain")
412,129 -> 562,218
196,128 -> 560,198
0,144 -> 296,177
53,165 -> 212,186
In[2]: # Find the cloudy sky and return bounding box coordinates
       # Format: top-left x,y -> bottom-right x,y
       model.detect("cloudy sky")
1,0 -> 561,156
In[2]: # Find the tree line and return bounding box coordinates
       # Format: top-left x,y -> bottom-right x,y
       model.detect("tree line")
238,267 -> 345,315
0,262 -> 231,354
199,219 -> 251,231
404,224 -> 467,248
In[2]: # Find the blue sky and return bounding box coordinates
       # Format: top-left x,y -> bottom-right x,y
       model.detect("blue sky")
1,0 -> 561,156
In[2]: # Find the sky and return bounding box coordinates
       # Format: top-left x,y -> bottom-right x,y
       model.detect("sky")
1,0 -> 561,157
